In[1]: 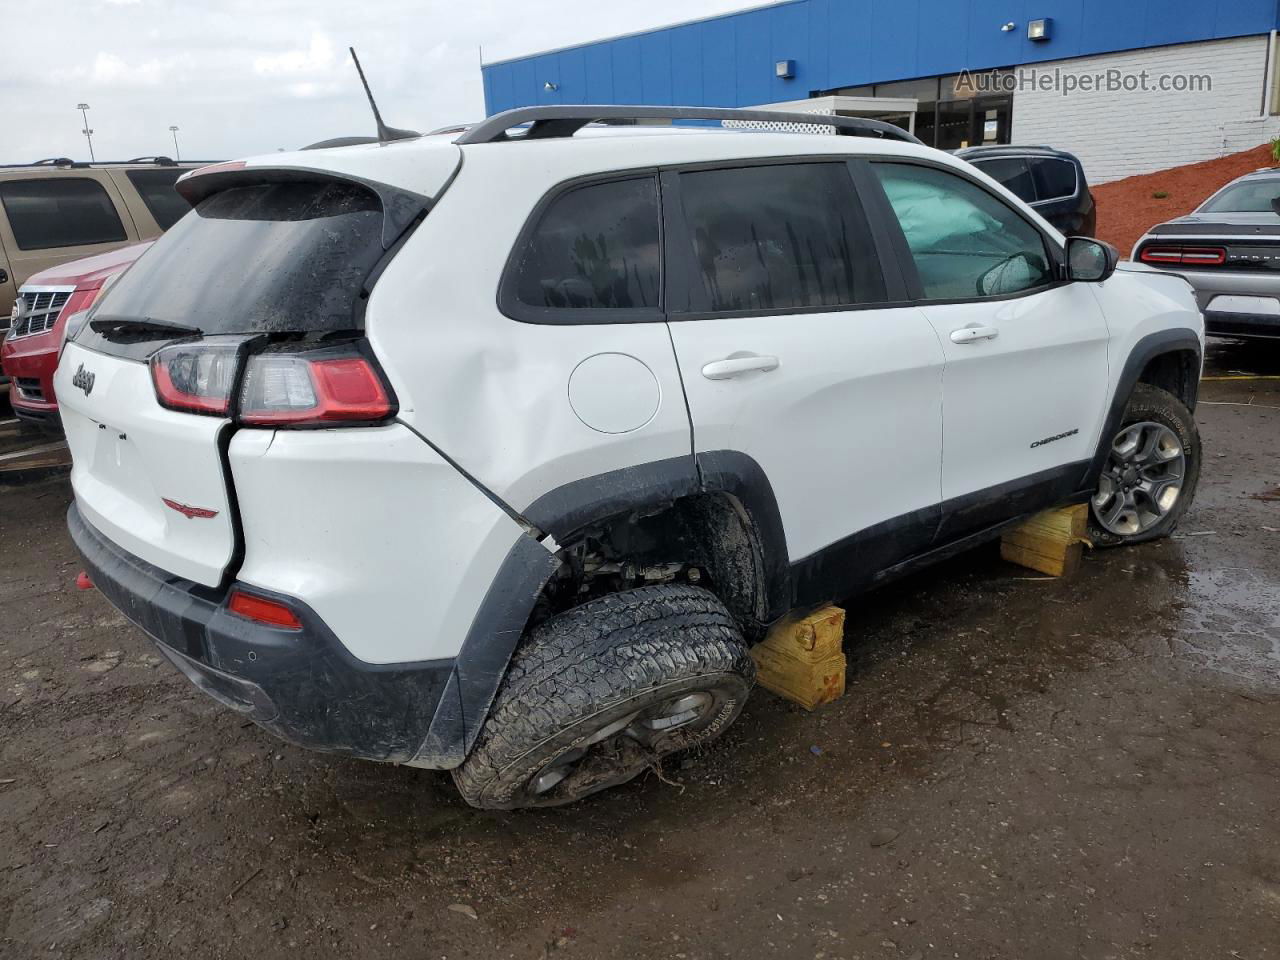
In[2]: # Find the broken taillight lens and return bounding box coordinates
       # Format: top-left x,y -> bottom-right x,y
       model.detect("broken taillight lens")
150,341 -> 241,415
238,345 -> 393,426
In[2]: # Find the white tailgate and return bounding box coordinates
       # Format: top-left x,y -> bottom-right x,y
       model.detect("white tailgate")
56,341 -> 236,586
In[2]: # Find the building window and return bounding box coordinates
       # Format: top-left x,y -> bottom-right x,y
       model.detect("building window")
817,71 -> 1013,149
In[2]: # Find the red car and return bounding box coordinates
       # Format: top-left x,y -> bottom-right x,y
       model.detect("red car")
2,242 -> 150,432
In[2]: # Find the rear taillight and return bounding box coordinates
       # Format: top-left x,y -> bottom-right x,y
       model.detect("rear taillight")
239,346 -> 393,426
150,340 -> 240,415
1139,244 -> 1227,266
148,339 -> 394,426
228,589 -> 302,629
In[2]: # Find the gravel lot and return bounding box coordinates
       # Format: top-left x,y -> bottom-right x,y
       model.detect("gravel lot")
2,340 -> 1278,960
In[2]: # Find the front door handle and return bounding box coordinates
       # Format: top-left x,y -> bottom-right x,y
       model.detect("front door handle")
0,269 -> 8,284
950,325 -> 1000,344
701,354 -> 780,380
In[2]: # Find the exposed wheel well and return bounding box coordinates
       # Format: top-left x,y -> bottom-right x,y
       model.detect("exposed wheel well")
1137,349 -> 1200,411
532,493 -> 773,641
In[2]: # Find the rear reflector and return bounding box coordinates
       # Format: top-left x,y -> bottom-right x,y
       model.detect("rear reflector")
1139,244 -> 1227,266
228,590 -> 302,629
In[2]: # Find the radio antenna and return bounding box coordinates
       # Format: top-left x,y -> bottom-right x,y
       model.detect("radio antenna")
349,47 -> 419,143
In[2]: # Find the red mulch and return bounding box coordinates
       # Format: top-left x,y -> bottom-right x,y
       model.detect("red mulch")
1093,143 -> 1277,257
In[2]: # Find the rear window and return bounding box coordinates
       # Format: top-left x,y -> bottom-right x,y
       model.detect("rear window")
1200,179 -> 1280,214
125,168 -> 190,230
972,158 -> 1035,204
91,180 -> 385,335
0,177 -> 127,250
1029,158 -> 1078,202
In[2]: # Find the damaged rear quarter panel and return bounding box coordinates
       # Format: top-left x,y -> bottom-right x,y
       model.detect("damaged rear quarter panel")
361,144 -> 695,517
227,423 -> 530,664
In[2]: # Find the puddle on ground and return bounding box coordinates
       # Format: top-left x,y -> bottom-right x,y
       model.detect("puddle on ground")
1179,566 -> 1280,686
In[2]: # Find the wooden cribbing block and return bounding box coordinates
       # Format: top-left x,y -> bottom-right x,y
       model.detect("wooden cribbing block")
1000,504 -> 1089,577
750,605 -> 846,711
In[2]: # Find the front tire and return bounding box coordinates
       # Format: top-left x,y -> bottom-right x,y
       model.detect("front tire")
1088,383 -> 1201,547
453,585 -> 755,810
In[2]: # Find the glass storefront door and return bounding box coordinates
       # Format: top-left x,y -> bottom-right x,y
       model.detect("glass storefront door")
934,94 -> 1012,150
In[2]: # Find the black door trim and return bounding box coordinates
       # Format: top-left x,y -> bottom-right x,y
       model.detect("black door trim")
789,458 -> 1091,609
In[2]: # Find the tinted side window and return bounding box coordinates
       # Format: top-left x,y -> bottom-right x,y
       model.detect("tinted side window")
511,177 -> 660,312
873,163 -> 1053,301
125,169 -> 190,230
1029,158 -> 1078,202
0,178 -> 127,250
972,157 -> 1035,204
678,163 -> 886,312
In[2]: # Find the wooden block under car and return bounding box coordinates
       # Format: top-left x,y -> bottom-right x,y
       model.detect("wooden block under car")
999,504 -> 1089,577
750,605 -> 847,711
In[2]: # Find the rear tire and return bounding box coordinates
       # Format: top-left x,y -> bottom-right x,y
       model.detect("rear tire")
453,584 -> 754,810
1088,383 -> 1201,548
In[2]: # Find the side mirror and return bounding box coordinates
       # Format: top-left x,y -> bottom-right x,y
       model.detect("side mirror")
1066,236 -> 1119,283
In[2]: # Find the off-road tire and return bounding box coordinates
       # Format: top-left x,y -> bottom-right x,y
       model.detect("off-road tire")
452,584 -> 755,810
1088,382 -> 1201,548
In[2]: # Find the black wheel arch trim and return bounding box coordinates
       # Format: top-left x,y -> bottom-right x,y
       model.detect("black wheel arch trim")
1081,328 -> 1202,492
520,451 -> 791,618
521,453 -> 701,540
418,452 -> 792,768
413,534 -> 562,769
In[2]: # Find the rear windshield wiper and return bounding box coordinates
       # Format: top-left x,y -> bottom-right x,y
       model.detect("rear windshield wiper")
88,317 -> 203,341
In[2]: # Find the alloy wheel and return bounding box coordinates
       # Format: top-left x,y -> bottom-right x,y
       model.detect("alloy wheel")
1091,420 -> 1185,536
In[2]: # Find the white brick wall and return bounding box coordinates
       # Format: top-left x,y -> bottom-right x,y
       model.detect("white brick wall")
1010,35 -> 1280,184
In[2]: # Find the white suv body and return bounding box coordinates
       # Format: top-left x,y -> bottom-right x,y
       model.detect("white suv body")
56,108 -> 1204,808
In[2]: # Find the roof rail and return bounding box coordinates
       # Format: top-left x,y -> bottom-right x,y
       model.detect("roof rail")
454,105 -> 926,147
125,156 -> 178,165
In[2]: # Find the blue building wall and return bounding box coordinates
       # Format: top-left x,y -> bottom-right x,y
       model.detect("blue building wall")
483,0 -> 1280,114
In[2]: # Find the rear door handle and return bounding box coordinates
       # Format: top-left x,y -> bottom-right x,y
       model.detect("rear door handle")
950,325 -> 1000,344
701,355 -> 780,380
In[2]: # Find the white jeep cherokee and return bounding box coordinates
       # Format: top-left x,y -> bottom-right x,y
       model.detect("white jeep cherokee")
58,107 -> 1204,809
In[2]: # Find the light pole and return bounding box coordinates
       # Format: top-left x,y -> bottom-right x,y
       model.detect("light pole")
76,103 -> 95,162
169,125 -> 180,161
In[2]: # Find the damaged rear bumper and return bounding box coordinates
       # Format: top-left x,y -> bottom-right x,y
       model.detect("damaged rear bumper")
68,502 -> 455,764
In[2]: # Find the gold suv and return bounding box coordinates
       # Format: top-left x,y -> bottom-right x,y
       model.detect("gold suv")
0,157 -> 209,327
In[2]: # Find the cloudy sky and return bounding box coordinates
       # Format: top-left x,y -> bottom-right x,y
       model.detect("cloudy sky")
0,0 -> 762,164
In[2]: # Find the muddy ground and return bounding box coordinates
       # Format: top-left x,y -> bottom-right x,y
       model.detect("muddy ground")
2,341 -> 1279,960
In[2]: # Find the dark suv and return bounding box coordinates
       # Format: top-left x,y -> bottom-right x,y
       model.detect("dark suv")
957,146 -> 1097,238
